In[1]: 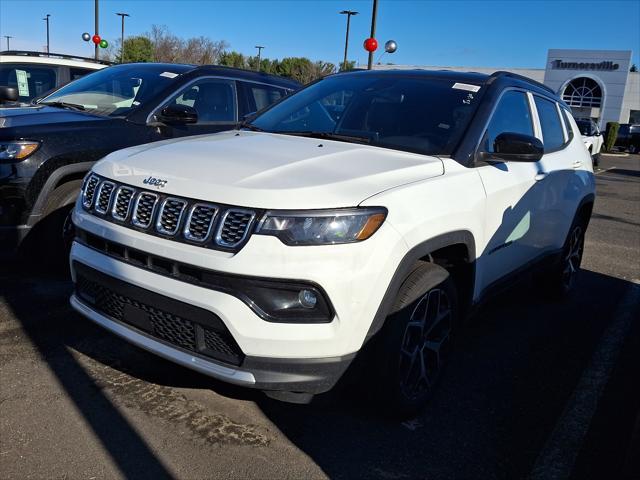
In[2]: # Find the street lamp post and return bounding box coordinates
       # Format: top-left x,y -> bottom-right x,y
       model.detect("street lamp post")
339,10 -> 358,71
116,12 -> 130,63
94,0 -> 99,60
255,45 -> 264,71
367,0 -> 378,70
43,14 -> 50,54
3,36 -> 12,50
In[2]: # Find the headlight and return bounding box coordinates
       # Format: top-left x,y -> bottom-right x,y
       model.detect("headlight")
256,207 -> 387,245
0,141 -> 40,162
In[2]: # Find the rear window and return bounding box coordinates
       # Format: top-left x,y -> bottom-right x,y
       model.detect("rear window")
0,63 -> 58,101
534,96 -> 565,151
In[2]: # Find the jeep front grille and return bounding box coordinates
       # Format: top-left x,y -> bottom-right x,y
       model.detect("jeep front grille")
81,174 -> 259,252
132,192 -> 158,229
82,175 -> 100,209
216,210 -> 256,247
156,198 -> 187,236
184,204 -> 218,242
111,186 -> 135,221
94,181 -> 115,214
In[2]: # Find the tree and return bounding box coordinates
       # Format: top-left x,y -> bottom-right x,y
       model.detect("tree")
340,60 -> 356,72
219,51 -> 247,69
121,36 -> 154,63
145,25 -> 227,65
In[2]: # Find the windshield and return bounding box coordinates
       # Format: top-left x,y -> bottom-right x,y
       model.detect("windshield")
40,64 -> 188,117
250,74 -> 483,156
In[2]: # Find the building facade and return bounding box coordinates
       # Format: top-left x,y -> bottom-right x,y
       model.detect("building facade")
373,49 -> 639,128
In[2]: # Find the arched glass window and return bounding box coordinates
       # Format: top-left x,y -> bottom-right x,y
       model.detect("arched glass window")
562,77 -> 602,108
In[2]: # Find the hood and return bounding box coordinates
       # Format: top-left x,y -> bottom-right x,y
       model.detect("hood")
0,105 -> 106,128
93,131 -> 444,209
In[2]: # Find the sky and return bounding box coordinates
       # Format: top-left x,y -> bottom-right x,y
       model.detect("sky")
0,0 -> 638,69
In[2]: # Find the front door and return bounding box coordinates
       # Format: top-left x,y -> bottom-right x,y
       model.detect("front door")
161,77 -> 239,138
475,89 -> 546,292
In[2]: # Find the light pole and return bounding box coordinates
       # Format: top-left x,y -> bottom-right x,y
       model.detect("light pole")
255,45 -> 264,71
3,36 -> 12,50
94,0 -> 99,60
367,0 -> 378,70
43,14 -> 50,54
339,10 -> 358,71
116,12 -> 129,63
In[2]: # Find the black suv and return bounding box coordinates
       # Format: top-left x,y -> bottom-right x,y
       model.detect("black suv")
0,63 -> 299,259
615,124 -> 640,153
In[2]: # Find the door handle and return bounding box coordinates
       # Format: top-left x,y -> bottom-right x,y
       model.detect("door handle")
535,172 -> 548,181
572,160 -> 583,169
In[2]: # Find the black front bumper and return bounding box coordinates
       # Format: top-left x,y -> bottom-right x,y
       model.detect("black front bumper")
72,261 -> 354,397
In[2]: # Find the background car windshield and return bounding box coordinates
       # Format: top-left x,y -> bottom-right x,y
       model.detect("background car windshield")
251,74 -> 483,156
576,119 -> 596,136
0,64 -> 57,102
40,64 -> 186,117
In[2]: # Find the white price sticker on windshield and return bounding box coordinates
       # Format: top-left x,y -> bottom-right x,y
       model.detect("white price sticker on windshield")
160,71 -> 178,78
16,69 -> 29,97
452,82 -> 480,92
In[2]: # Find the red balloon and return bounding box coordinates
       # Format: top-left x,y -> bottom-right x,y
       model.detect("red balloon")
363,38 -> 378,52
92,34 -> 101,45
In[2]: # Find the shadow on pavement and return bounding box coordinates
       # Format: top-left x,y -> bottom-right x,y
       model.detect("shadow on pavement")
2,264 -> 638,479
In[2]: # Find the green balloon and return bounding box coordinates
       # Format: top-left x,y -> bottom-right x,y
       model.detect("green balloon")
99,39 -> 108,48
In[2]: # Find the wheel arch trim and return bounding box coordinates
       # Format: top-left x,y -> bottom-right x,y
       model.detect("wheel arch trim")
364,230 -> 476,342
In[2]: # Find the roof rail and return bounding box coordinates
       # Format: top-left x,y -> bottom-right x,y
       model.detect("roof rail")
0,50 -> 113,66
489,70 -> 556,95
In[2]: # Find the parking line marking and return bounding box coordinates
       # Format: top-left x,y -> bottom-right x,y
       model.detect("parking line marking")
594,166 -> 617,175
529,283 -> 640,480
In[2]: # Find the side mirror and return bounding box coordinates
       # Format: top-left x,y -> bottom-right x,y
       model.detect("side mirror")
0,86 -> 19,103
156,104 -> 198,125
480,132 -> 544,162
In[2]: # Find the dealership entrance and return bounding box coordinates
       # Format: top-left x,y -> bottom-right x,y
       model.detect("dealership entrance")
562,77 -> 603,122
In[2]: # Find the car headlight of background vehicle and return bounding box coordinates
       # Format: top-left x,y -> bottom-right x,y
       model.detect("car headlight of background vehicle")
0,141 -> 40,162
256,207 -> 387,245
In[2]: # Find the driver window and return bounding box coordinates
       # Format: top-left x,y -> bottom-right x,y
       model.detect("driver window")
483,91 -> 533,152
166,79 -> 237,123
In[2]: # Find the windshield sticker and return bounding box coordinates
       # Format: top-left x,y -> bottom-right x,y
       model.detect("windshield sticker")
452,82 -> 480,93
160,71 -> 178,78
16,69 -> 29,97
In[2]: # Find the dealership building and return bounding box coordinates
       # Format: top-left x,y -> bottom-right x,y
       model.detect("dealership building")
374,49 -> 639,128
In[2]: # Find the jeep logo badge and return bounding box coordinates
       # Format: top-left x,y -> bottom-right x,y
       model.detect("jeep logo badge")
143,176 -> 168,188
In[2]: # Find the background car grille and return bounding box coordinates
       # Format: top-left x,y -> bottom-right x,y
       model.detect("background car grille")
75,263 -> 244,366
82,175 -> 100,208
95,182 -> 115,214
132,193 -> 158,228
112,187 -> 135,221
185,204 -> 217,242
81,175 -> 258,252
217,210 -> 255,247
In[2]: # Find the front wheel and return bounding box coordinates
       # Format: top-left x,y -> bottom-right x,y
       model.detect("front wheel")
373,265 -> 458,418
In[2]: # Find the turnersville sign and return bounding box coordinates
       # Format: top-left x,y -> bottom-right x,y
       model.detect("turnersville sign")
551,59 -> 619,71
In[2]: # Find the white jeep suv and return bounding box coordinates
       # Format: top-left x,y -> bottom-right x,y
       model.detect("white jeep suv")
70,70 -> 595,416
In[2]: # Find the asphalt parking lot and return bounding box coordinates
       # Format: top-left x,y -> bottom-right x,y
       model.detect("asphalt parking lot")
1,154 -> 639,480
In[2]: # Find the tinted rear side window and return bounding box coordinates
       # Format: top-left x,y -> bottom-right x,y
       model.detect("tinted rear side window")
483,90 -> 533,152
534,96 -> 564,151
0,64 -> 58,101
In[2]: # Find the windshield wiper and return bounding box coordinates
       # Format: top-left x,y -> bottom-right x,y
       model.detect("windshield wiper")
277,131 -> 372,145
237,120 -> 264,132
39,101 -> 86,111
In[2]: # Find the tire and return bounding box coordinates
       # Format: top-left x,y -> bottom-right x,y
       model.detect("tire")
592,145 -> 601,167
27,180 -> 82,271
629,144 -> 637,154
372,263 -> 458,419
544,218 -> 586,300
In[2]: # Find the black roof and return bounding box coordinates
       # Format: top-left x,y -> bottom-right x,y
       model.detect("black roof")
337,68 -> 559,100
99,62 -> 301,89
